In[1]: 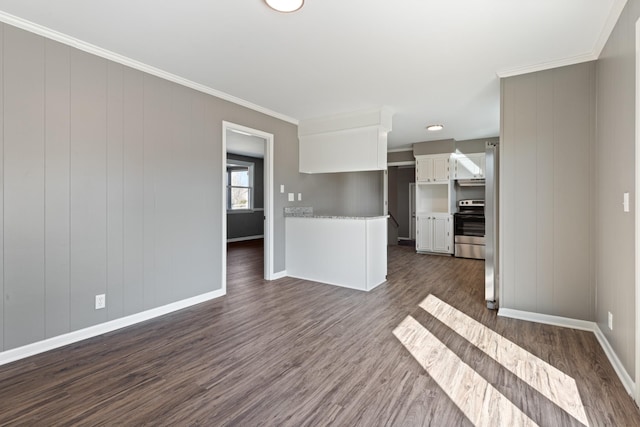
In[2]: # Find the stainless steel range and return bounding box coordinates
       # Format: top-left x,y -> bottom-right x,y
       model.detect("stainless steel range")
454,199 -> 485,259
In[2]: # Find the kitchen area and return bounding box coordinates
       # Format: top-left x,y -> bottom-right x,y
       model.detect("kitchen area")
281,107 -> 499,307
389,136 -> 499,308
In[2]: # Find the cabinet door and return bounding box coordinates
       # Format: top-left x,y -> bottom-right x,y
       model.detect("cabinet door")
432,156 -> 450,181
416,157 -> 432,182
454,153 -> 485,179
432,214 -> 452,253
416,215 -> 432,251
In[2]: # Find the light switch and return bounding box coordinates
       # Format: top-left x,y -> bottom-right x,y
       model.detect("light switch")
288,193 -> 294,202
623,192 -> 630,212
298,193 -> 302,201
280,184 -> 285,194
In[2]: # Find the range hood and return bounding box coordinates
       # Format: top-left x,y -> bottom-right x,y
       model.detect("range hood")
298,107 -> 393,174
456,178 -> 485,187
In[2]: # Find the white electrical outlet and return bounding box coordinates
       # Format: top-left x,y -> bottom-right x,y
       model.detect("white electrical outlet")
280,184 -> 285,194
288,193 -> 294,202
608,311 -> 613,330
298,193 -> 302,201
95,294 -> 106,310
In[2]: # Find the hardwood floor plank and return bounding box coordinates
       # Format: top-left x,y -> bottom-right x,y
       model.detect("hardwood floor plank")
0,239 -> 638,426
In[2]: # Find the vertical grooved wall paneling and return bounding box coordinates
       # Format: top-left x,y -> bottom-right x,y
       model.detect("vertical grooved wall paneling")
122,67 -> 144,316
69,49 -> 108,330
4,26 -> 46,349
107,62 -> 124,320
594,0 -> 640,378
535,71 -> 554,313
0,19 -> 314,354
513,74 -> 537,312
142,75 -> 170,310
552,65 -> 593,319
500,62 -> 595,321
44,39 -> 71,337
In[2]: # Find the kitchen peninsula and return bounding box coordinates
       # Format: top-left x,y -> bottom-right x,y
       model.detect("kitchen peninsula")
285,209 -> 387,291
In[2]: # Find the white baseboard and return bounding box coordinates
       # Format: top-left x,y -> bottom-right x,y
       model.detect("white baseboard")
498,307 -> 636,397
227,235 -> 264,243
498,308 -> 595,331
0,288 -> 226,366
271,270 -> 287,280
594,324 -> 636,397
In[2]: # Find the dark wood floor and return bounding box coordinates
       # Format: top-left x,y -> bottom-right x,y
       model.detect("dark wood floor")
0,240 -> 638,426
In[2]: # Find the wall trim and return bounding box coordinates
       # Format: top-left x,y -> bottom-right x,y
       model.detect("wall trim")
271,270 -> 288,280
593,324 -> 636,398
594,0 -> 629,57
0,289 -> 226,367
387,161 -> 416,167
387,148 -> 414,153
0,11 -> 298,126
496,52 -> 597,79
498,308 -> 636,397
227,235 -> 264,243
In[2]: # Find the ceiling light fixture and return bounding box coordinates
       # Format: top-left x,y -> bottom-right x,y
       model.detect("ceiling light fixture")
264,0 -> 304,13
426,124 -> 444,131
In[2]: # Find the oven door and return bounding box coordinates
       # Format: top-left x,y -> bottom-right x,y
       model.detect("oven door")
453,213 -> 485,237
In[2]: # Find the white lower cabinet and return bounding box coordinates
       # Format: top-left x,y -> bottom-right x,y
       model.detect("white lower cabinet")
416,213 -> 453,254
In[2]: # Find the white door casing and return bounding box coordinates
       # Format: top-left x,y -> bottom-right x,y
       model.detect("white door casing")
222,121 -> 275,293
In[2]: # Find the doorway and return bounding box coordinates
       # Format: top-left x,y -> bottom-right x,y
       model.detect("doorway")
409,183 -> 416,240
221,121 -> 274,294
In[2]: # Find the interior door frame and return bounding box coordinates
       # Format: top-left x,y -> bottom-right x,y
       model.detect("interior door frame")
409,183 -> 416,240
221,121 -> 274,294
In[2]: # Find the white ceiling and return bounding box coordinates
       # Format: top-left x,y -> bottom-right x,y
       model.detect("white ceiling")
0,0 -> 626,150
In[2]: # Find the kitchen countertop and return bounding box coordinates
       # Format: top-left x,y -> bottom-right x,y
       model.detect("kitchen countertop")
287,215 -> 389,220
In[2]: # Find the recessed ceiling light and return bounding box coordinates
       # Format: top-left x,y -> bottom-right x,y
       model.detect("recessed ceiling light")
264,0 -> 304,13
426,124 -> 444,131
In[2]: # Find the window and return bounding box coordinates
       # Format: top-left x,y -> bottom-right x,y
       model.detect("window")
227,160 -> 254,211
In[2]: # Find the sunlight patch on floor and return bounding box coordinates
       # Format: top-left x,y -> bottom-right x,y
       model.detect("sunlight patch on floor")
393,316 -> 538,427
419,295 -> 589,426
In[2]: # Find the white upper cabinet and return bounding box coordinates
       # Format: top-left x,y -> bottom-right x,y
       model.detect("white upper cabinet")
298,107 -> 393,174
452,152 -> 485,179
415,154 -> 451,183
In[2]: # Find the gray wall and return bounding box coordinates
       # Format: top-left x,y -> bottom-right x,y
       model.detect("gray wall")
227,153 -> 264,240
412,137 -> 497,156
500,61 -> 595,321
595,0 -> 639,379
413,139 -> 456,156
388,150 -> 415,163
0,22 -> 387,353
0,24 -> 222,350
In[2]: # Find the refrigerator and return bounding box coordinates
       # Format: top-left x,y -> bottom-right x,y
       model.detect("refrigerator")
485,141 -> 499,309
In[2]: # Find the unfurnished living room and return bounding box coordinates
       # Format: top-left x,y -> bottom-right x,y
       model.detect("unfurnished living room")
0,1 -> 639,426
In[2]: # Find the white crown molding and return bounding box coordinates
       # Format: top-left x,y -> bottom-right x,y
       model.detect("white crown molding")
593,0 -> 628,57
0,11 -> 299,126
496,0 -> 627,78
496,52 -> 597,78
499,307 -> 636,398
0,289 -> 226,366
387,148 -> 414,153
